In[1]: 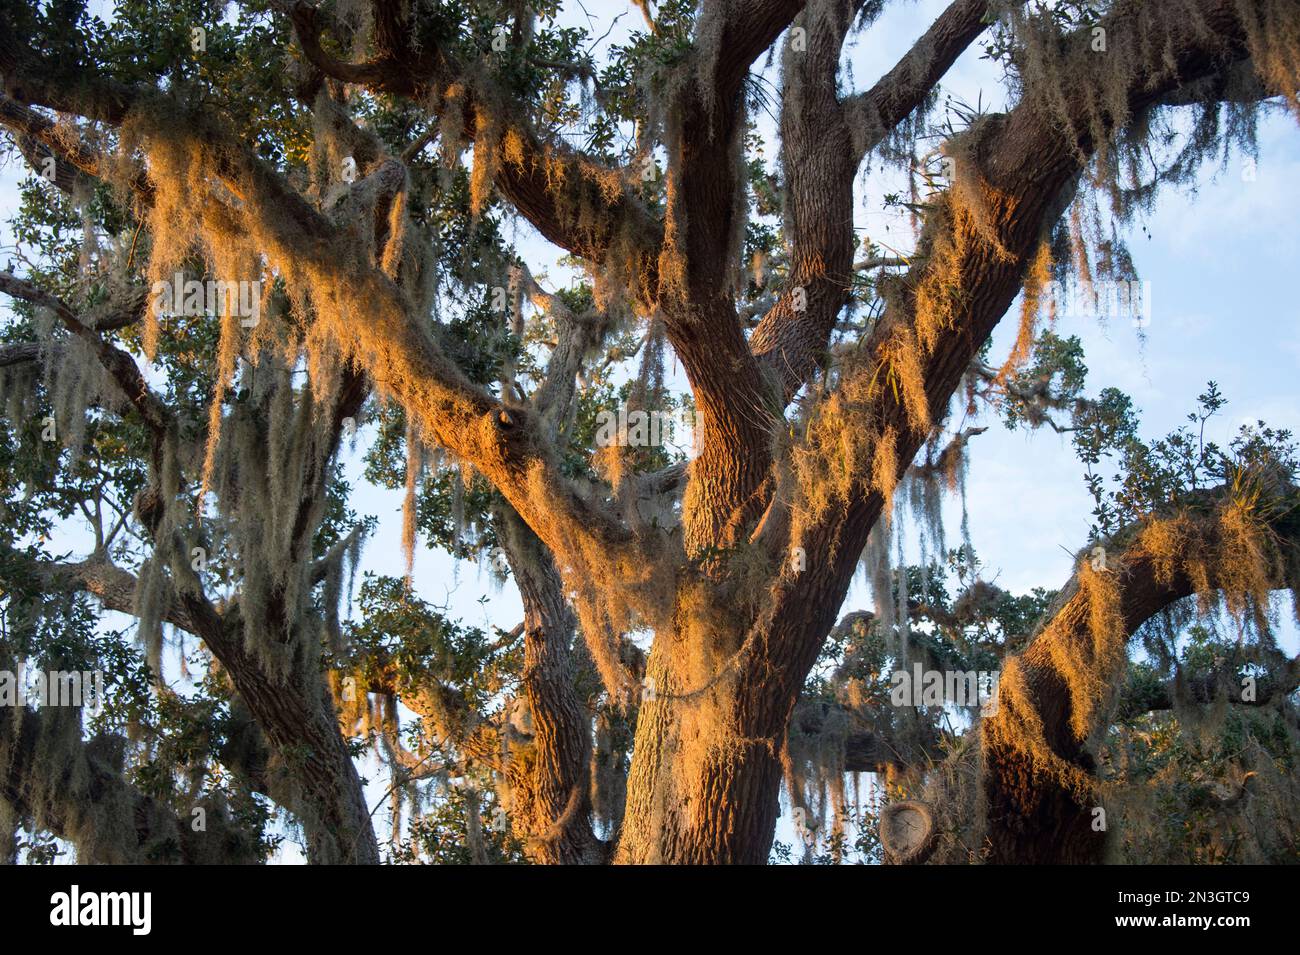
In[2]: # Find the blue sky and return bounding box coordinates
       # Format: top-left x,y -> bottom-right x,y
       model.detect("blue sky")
3,0 -> 1297,861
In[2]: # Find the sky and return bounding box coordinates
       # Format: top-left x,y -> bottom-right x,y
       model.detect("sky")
2,0 -> 1298,862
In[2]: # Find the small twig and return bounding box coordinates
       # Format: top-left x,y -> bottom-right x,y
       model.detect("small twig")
124,216 -> 144,273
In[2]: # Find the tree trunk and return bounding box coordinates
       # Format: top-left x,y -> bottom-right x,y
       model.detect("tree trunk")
982,651 -> 1107,864
186,594 -> 379,865
616,647 -> 786,864
498,508 -> 606,864
229,661 -> 380,865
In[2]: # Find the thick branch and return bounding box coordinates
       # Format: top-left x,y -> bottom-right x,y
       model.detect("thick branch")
497,505 -> 607,864
0,705 -> 261,864
284,0 -> 661,266
794,700 -> 942,774
1118,655 -> 1300,719
750,0 -> 994,401
0,273 -> 164,436
702,0 -> 808,103
729,0 -> 1269,833
845,0 -> 993,162
18,554 -> 203,637
0,93 -> 151,199
983,490 -> 1300,863
749,0 -> 860,401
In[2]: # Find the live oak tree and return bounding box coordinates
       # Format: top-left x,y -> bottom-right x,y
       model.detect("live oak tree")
791,389 -> 1300,865
1,0 -> 1299,865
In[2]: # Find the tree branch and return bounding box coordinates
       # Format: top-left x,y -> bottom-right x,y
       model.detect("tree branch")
0,704 -> 262,864
736,0 -> 1270,790
845,0 -> 994,163
983,483 -> 1300,862
794,700 -> 942,774
0,272 -> 164,436
0,56 -> 655,591
282,0 -> 661,266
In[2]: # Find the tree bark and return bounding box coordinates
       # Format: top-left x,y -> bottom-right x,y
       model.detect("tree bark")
984,501 -> 1300,864
198,597 -> 381,864
0,704 -> 263,864
497,507 -> 606,864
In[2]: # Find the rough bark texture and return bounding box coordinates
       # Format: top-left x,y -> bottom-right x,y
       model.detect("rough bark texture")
985,504 -> 1300,864
498,508 -> 607,864
0,0 -> 1287,864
